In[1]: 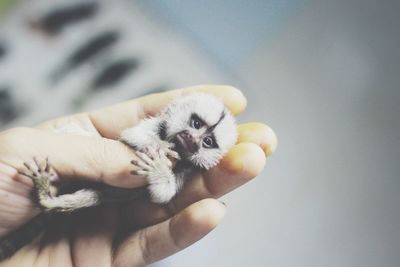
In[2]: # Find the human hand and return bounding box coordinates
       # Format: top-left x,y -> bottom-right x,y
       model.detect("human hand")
0,85 -> 277,266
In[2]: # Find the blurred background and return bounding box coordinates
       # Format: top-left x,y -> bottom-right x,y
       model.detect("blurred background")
0,0 -> 399,266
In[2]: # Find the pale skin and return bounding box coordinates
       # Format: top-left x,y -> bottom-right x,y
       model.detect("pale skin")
0,85 -> 277,267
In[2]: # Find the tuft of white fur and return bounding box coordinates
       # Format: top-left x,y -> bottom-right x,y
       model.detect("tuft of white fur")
145,154 -> 179,203
148,182 -> 177,203
120,118 -> 162,150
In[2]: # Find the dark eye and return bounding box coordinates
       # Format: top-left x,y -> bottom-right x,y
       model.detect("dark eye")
202,136 -> 215,148
191,118 -> 202,129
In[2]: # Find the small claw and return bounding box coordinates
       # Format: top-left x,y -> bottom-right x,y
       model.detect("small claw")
147,147 -> 158,159
167,150 -> 180,160
131,158 -> 151,170
18,170 -> 31,178
44,157 -> 50,172
135,151 -> 154,166
23,162 -> 33,172
130,159 -> 139,166
137,170 -> 149,176
143,147 -> 153,159
161,141 -> 175,150
131,169 -> 148,176
33,156 -> 42,172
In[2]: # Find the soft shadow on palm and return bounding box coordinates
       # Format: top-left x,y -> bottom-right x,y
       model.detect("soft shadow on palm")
28,170 -> 235,266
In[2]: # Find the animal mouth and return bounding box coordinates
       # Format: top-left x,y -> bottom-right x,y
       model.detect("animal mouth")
174,134 -> 190,154
172,132 -> 199,158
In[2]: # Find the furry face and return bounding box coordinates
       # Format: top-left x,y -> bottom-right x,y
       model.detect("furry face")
160,93 -> 237,169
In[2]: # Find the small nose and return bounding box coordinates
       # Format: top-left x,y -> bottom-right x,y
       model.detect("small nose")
181,131 -> 199,153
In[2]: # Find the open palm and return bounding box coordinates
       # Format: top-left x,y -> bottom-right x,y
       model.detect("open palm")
0,86 -> 277,267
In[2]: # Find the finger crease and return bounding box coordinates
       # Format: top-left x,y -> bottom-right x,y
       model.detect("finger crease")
168,218 -> 182,250
138,229 -> 151,265
86,114 -> 105,136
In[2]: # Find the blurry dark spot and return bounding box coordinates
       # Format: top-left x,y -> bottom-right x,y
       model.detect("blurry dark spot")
91,58 -> 140,90
50,31 -> 120,84
0,43 -> 6,60
30,2 -> 98,35
0,87 -> 19,124
69,31 -> 119,66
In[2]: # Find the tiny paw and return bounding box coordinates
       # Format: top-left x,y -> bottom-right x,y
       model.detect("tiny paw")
19,157 -> 47,180
19,157 -> 59,200
130,147 -> 173,173
130,148 -> 178,203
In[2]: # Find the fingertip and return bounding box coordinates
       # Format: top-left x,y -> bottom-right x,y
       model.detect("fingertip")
201,143 -> 266,197
170,199 -> 226,248
186,199 -> 226,230
221,142 -> 266,178
113,199 -> 226,266
211,85 -> 247,116
237,122 -> 278,156
227,87 -> 247,116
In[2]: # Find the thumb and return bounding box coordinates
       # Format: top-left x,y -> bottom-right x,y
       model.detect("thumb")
0,127 -> 146,188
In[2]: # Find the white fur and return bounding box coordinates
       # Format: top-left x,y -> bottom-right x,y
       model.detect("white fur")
120,117 -> 161,150
40,189 -> 101,212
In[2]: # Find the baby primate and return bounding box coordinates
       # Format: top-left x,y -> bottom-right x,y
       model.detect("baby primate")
21,93 -> 237,212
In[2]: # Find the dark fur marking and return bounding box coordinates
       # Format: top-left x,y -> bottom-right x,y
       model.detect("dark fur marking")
158,120 -> 167,140
202,111 -> 225,148
206,111 -> 225,133
189,113 -> 206,128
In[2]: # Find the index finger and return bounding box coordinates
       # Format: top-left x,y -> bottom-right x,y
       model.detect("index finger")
88,85 -> 246,139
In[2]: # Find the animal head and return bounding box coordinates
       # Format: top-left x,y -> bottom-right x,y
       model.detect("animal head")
160,93 -> 237,169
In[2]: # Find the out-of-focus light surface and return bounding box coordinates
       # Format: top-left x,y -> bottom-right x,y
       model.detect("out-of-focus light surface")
147,0 -> 400,266
145,0 -> 306,69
